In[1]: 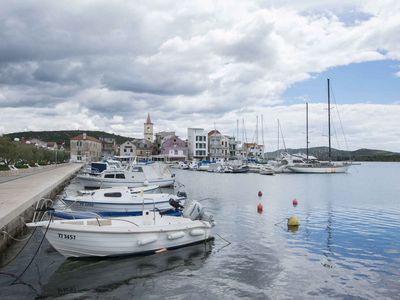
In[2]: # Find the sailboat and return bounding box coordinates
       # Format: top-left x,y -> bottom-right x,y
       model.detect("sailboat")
288,79 -> 350,174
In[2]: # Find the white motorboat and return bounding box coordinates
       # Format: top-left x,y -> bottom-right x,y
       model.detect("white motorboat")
77,162 -> 175,188
61,187 -> 186,213
259,166 -> 275,175
27,200 -> 215,258
85,160 -> 123,175
76,185 -> 160,196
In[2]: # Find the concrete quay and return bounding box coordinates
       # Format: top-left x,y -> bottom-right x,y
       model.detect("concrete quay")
0,163 -> 83,252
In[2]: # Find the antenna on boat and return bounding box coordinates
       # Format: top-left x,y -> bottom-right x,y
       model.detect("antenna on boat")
328,78 -> 331,163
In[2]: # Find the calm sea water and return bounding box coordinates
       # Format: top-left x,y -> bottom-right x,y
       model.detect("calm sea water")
0,162 -> 399,299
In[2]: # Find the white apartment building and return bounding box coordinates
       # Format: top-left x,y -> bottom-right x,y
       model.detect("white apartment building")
187,128 -> 208,159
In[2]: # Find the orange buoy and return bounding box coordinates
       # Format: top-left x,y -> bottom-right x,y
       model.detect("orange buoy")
257,203 -> 263,213
292,198 -> 298,206
258,191 -> 262,197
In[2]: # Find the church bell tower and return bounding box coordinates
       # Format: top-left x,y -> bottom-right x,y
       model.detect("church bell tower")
144,113 -> 153,142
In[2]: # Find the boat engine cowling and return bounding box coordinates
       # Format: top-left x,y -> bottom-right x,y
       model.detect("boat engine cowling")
182,199 -> 215,226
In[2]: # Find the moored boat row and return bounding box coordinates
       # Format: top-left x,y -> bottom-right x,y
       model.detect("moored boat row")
27,161 -> 215,258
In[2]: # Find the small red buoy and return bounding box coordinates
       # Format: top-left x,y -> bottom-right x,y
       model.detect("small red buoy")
257,203 -> 263,213
258,191 -> 262,197
292,198 -> 298,206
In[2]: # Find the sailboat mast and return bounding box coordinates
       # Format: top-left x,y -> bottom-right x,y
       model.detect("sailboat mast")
261,115 -> 265,159
277,119 -> 280,159
236,119 -> 239,142
256,115 -> 259,145
306,102 -> 309,161
328,78 -> 331,162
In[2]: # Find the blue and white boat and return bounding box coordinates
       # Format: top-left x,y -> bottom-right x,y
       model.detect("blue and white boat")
59,187 -> 186,216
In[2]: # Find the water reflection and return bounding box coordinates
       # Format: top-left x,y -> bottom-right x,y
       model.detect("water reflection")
1,163 -> 400,299
40,241 -> 213,298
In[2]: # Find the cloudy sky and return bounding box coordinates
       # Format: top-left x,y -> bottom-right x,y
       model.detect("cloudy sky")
0,0 -> 399,151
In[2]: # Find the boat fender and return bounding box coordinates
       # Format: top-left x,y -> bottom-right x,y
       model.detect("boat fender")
138,236 -> 158,246
167,231 -> 185,240
257,203 -> 263,213
190,229 -> 205,236
287,216 -> 299,227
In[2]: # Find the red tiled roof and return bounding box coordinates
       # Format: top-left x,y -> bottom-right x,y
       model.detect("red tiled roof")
71,134 -> 101,143
208,129 -> 220,136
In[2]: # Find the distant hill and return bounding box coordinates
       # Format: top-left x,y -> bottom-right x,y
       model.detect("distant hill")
266,146 -> 400,162
4,130 -> 133,148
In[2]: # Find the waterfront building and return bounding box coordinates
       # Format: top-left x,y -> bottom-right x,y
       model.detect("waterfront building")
187,128 -> 208,159
99,137 -> 117,158
119,140 -> 137,157
160,135 -> 188,162
154,131 -> 175,154
208,130 -> 229,160
228,136 -> 239,159
144,113 -> 154,142
133,139 -> 153,160
241,143 -> 264,158
70,133 -> 102,162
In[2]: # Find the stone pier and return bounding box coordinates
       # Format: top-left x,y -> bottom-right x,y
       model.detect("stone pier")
0,163 -> 83,252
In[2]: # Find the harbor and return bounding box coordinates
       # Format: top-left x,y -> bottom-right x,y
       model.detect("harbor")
0,162 -> 399,299
1,1 -> 400,299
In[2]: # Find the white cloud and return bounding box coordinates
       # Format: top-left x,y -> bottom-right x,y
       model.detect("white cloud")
0,0 -> 399,151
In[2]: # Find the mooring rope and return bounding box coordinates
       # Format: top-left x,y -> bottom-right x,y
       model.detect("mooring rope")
0,227 -> 38,269
11,215 -> 53,285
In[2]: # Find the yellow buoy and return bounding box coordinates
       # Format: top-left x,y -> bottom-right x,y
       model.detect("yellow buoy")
287,216 -> 299,227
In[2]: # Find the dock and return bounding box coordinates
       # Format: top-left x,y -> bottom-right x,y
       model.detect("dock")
0,163 -> 83,252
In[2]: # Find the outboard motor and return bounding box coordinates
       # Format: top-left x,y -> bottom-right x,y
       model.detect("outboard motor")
182,199 -> 215,226
182,198 -> 203,220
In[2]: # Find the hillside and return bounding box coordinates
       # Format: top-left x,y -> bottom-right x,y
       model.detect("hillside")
4,130 -> 132,148
266,147 -> 400,162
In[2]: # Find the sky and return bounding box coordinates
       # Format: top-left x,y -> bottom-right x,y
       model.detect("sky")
0,0 -> 399,151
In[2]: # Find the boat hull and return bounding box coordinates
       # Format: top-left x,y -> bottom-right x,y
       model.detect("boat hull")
35,219 -> 212,258
62,198 -> 173,212
78,175 -> 174,188
288,165 -> 349,173
50,209 -> 182,219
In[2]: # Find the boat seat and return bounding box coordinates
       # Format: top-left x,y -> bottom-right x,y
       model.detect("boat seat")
87,219 -> 113,226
